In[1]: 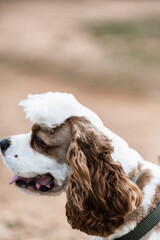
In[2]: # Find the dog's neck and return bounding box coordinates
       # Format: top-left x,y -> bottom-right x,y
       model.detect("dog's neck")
99,125 -> 144,174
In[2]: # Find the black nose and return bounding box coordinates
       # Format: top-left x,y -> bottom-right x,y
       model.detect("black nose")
0,138 -> 10,154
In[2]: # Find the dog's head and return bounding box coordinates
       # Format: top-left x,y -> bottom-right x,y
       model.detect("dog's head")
0,92 -> 142,237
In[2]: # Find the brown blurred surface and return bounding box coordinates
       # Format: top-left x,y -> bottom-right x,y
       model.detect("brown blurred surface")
0,1 -> 160,240
0,0 -> 160,90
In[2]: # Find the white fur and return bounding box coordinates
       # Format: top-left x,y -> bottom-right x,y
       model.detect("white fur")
2,132 -> 69,191
19,92 -> 104,129
2,92 -> 160,239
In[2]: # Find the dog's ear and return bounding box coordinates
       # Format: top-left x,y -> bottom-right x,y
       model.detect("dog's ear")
65,117 -> 142,237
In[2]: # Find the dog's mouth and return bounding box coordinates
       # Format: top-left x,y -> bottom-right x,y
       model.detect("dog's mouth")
9,173 -> 55,192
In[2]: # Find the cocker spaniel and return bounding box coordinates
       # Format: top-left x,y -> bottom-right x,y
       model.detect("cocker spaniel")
0,92 -> 160,240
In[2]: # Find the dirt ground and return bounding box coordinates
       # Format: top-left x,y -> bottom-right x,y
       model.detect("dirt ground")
0,65 -> 160,240
0,0 -> 160,88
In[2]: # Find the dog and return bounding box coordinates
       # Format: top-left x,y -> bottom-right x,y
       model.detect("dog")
0,92 -> 160,240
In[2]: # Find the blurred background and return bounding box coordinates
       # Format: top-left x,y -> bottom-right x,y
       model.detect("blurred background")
0,0 -> 160,240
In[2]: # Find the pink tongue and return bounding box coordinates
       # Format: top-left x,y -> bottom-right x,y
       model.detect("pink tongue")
9,175 -> 28,185
9,175 -> 19,184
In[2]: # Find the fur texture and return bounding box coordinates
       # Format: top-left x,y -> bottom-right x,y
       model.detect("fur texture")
66,117 -> 142,237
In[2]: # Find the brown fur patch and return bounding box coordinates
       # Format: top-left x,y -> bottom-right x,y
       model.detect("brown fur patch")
31,122 -> 72,163
126,169 -> 152,224
129,163 -> 142,181
136,169 -> 153,191
149,184 -> 160,211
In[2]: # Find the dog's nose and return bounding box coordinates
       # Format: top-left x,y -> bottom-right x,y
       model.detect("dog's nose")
0,138 -> 10,154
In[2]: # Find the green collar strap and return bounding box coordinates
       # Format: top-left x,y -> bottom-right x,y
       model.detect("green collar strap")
108,203 -> 160,240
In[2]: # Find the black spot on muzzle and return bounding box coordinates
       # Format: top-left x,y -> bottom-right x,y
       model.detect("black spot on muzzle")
0,138 -> 11,154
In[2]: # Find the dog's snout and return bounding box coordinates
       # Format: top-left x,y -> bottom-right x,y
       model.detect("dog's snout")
0,138 -> 10,154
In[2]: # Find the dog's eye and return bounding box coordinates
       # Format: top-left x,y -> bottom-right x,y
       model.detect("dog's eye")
33,137 -> 46,147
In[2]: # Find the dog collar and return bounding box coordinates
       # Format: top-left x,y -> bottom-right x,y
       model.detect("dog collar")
107,203 -> 160,240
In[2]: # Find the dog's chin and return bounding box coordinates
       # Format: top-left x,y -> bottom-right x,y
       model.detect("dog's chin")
10,173 -> 67,196
16,183 -> 66,196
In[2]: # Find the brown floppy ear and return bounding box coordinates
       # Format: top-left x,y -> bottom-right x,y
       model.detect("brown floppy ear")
65,117 -> 142,237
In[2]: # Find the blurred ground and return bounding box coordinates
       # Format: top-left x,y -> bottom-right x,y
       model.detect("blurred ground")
0,1 -> 160,240
0,0 -> 160,90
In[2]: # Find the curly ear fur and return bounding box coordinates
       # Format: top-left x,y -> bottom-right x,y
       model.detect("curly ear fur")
66,117 -> 142,237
